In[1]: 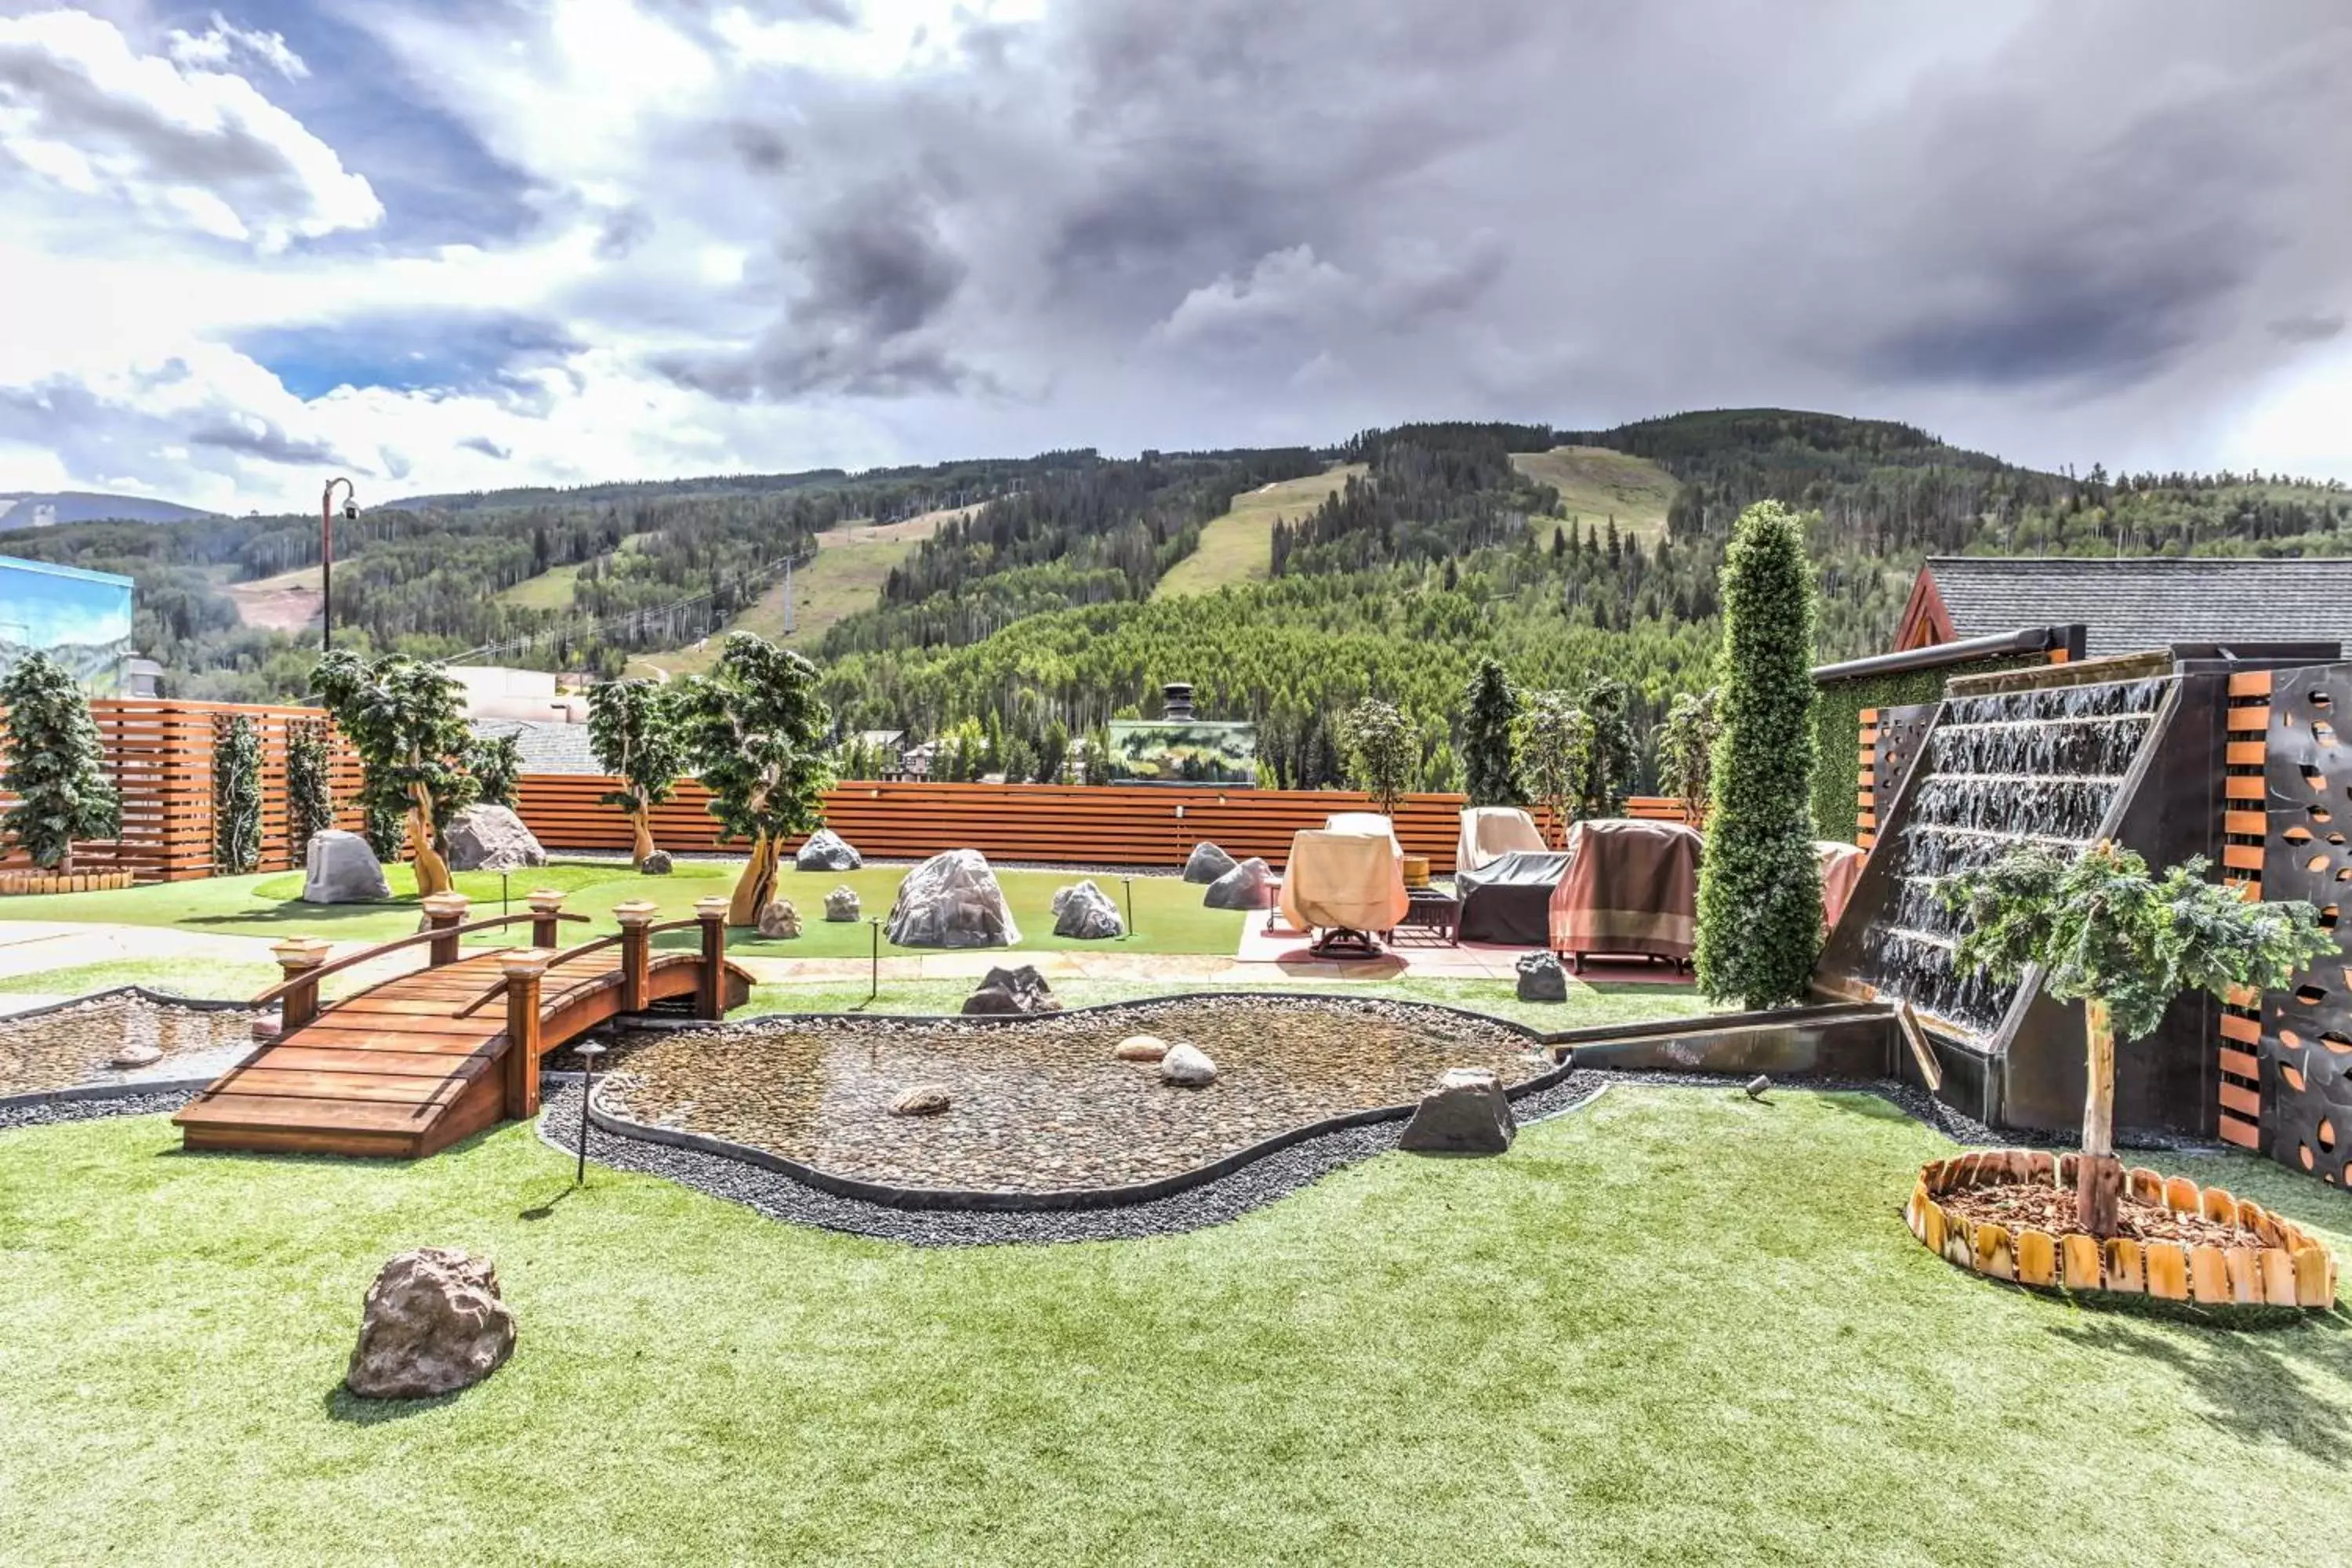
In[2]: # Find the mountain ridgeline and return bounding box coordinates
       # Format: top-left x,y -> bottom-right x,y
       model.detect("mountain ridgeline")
9,410 -> 2349,791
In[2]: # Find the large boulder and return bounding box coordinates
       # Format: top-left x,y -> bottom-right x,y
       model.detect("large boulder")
343,1247 -> 517,1400
1515,950 -> 1569,1003
757,899 -> 802,939
442,804 -> 546,874
1051,880 -> 1124,940
1399,1067 -> 1515,1154
1160,1042 -> 1218,1087
795,828 -> 862,873
301,829 -> 392,904
1183,841 -> 1238,884
962,964 -> 1062,1014
1203,857 -> 1277,911
823,885 -> 861,922
886,849 -> 1021,949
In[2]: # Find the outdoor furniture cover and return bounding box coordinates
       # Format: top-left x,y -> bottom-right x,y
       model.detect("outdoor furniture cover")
1454,849 -> 1573,945
1817,840 -> 1867,933
1457,806 -> 1548,873
1547,818 -> 1704,964
1323,812 -> 1402,851
1280,828 -> 1410,939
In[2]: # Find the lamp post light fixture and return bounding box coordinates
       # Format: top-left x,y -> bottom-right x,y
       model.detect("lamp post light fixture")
573,1040 -> 606,1186
320,476 -> 358,652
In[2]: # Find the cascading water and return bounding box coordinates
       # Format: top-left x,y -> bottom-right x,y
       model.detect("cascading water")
1856,677 -> 2169,1039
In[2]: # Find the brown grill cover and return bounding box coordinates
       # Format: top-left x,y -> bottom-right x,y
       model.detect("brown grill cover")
1548,818 -> 1704,960
1817,840 -> 1867,933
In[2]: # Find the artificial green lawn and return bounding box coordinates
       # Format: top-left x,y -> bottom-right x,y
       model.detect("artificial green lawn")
0,860 -> 1248,956
2,1091 -> 2346,1565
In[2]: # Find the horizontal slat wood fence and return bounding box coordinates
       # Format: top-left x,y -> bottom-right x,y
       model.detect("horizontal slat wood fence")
517,775 -> 1690,873
0,699 -> 363,884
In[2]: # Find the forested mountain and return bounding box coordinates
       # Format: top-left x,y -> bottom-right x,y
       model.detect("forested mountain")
9,408 -> 2347,789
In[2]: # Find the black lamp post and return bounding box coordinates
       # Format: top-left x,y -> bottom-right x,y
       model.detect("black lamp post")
574,1040 -> 605,1185
868,916 -> 882,1002
1121,876 -> 1134,941
320,476 -> 358,651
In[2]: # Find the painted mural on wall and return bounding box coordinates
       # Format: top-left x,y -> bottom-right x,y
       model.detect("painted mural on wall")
1105,720 -> 1259,785
0,555 -> 135,694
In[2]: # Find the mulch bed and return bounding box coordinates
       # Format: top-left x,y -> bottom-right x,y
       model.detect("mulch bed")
1938,1180 -> 2262,1250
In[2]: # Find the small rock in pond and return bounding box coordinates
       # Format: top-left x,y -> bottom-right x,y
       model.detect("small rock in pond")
344,1247 -> 516,1400
1399,1066 -> 1515,1154
1160,1042 -> 1218,1086
1745,1074 -> 1771,1101
1203,857 -> 1276,911
1183,841 -> 1238,884
823,885 -> 861,922
1051,879 -> 1124,939
638,850 -> 673,876
757,899 -> 802,939
1115,1033 -> 1170,1062
963,964 -> 1061,1014
111,1041 -> 162,1069
795,828 -> 862,872
890,1083 -> 952,1116
1515,950 -> 1569,1003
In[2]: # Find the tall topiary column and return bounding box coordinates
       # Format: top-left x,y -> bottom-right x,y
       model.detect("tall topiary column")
285,717 -> 335,861
1461,657 -> 1521,806
210,713 -> 263,875
0,652 -> 121,874
1695,502 -> 1821,1007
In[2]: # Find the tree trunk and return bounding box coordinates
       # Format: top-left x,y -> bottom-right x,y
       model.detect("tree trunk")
408,784 -> 453,898
728,833 -> 777,926
2077,998 -> 2123,1236
630,797 -> 656,866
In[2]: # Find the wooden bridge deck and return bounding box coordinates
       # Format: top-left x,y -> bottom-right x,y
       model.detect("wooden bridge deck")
175,906 -> 749,1159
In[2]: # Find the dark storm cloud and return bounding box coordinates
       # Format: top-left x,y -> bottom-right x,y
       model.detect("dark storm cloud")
2272,314 -> 2347,345
459,436 -> 512,459
188,416 -> 352,467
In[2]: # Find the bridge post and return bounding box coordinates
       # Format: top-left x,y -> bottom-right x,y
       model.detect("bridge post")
614,900 -> 658,1013
422,891 -> 470,967
528,887 -> 567,949
270,937 -> 332,1031
501,949 -> 550,1119
694,895 -> 729,1020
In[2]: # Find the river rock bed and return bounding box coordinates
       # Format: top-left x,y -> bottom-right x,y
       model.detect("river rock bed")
0,993 -> 255,1098
594,996 -> 1552,1192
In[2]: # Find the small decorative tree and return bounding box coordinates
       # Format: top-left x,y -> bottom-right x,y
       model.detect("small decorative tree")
586,679 -> 686,869
1576,674 -> 1639,818
0,652 -> 120,873
285,717 -> 336,862
675,633 -> 833,924
309,650 -> 478,897
210,713 -> 263,875
1461,657 -> 1521,806
1653,688 -> 1721,830
1514,690 -> 1593,848
1341,698 -> 1415,818
467,732 -> 524,810
1943,842 -> 2331,1234
1695,501 -> 1821,1008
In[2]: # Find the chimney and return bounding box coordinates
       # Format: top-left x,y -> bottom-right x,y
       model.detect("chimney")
1162,682 -> 1196,720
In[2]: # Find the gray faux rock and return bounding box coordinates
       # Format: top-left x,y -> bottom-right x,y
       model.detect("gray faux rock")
442,804 -> 546,873
890,1083 -> 952,1116
823,885 -> 861,922
1515,950 -> 1569,1003
343,1247 -> 516,1400
1051,879 -> 1124,940
1183,841 -> 1239,884
1203,856 -> 1276,911
886,849 -> 1021,949
962,964 -> 1061,1015
300,829 -> 392,904
1115,1034 -> 1170,1062
795,828 -> 862,873
638,850 -> 673,876
1160,1041 -> 1218,1086
1399,1066 -> 1515,1154
757,899 -> 802,939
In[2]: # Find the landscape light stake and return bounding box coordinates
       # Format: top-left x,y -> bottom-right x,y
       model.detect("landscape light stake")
869,916 -> 881,1001
501,871 -> 510,920
573,1040 -> 605,1186
1122,876 -> 1134,941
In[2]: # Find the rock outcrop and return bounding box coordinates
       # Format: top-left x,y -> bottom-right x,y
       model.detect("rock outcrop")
757,899 -> 802,939
638,849 -> 673,876
1399,1067 -> 1515,1154
441,804 -> 546,873
1202,857 -> 1277,911
1050,880 -> 1124,939
300,829 -> 392,904
823,886 -> 861,922
795,828 -> 862,872
343,1247 -> 517,1400
961,964 -> 1062,1014
1183,842 -> 1238,884
1515,951 -> 1569,1002
886,849 -> 1021,948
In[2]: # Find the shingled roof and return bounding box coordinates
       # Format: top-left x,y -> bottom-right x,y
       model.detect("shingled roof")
1909,557 -> 2352,659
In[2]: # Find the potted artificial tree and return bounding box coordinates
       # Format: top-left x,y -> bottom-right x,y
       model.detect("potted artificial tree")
1513,691 -> 1592,850
1341,697 -> 1414,821
674,633 -> 832,925
1940,840 -> 2332,1235
587,678 -> 686,872
0,652 -> 122,880
310,650 -> 478,898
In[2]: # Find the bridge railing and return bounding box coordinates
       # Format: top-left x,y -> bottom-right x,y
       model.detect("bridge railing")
256,893 -> 590,1029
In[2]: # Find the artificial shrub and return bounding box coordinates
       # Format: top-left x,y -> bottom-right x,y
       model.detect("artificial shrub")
210,713 -> 262,875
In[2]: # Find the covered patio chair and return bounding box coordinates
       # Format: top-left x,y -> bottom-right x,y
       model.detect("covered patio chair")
1280,827 -> 1410,958
1548,818 -> 1704,971
1323,811 -> 1401,850
1457,806 -> 1547,873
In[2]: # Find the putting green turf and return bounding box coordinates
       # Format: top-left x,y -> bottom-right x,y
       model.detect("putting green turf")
1,1091 -> 2345,1564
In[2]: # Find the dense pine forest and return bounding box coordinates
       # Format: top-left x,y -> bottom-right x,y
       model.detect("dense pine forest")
9,409 -> 2348,790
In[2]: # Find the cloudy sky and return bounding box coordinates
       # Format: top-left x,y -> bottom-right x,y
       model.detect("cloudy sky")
0,0 -> 2347,513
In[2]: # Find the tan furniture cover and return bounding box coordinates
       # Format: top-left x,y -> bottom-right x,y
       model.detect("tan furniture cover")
1817,840 -> 1867,932
1281,829 -> 1410,936
1323,812 -> 1402,851
1457,807 -> 1547,873
1548,818 -> 1704,962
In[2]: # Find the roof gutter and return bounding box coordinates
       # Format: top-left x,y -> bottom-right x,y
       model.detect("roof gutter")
1810,625 -> 2081,686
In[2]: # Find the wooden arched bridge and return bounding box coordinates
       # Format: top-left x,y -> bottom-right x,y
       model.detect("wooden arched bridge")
175,892 -> 752,1159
